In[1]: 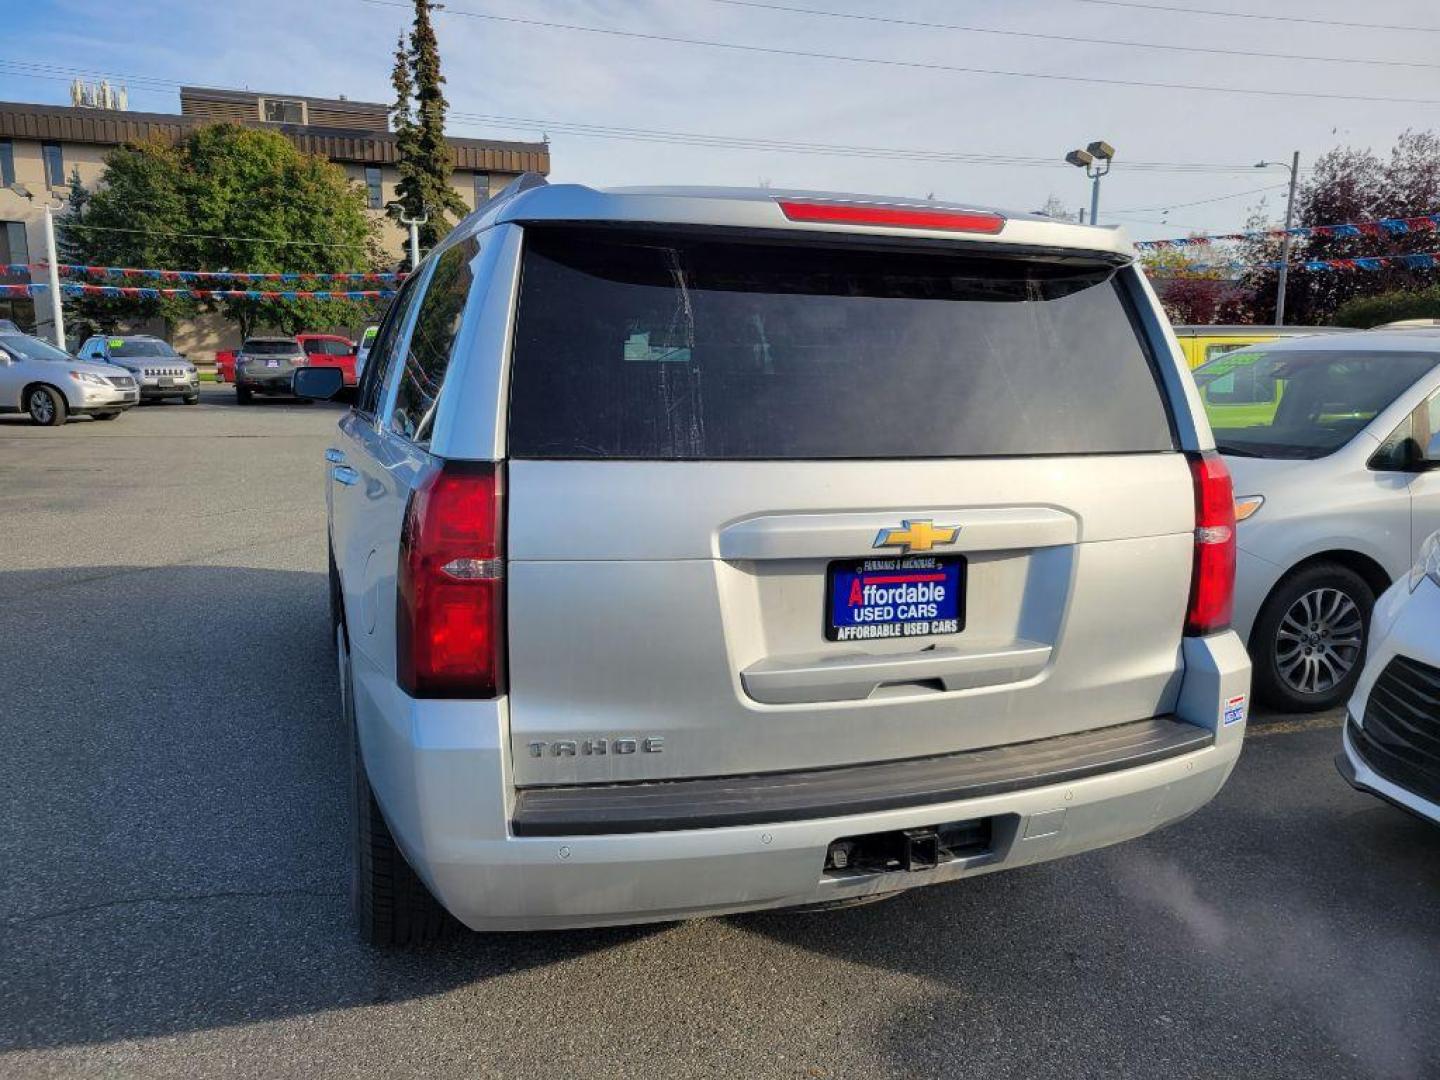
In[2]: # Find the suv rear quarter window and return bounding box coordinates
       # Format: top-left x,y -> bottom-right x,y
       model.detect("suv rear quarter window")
508,227 -> 1175,460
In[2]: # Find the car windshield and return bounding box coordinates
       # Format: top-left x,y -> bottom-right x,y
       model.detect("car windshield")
1195,347 -> 1438,459
110,339 -> 177,357
0,333 -> 72,363
243,340 -> 300,355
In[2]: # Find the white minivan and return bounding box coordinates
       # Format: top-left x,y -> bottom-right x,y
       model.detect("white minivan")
297,178 -> 1251,944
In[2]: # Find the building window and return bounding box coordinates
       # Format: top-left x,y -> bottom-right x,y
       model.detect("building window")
473,172 -> 490,207
42,142 -> 64,188
0,140 -> 13,187
262,98 -> 304,124
1,221 -> 30,268
365,166 -> 383,210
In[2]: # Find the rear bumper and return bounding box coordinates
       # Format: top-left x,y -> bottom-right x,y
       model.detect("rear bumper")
352,631 -> 1249,931
236,375 -> 297,392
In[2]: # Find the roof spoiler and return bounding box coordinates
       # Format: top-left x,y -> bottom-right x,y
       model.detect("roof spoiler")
491,172 -> 549,202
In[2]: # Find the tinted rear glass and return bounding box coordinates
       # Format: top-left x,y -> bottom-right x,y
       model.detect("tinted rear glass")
508,227 -> 1174,459
243,340 -> 301,355
111,339 -> 175,357
303,338 -> 351,355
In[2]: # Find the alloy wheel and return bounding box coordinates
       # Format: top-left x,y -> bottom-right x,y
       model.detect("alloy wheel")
1274,586 -> 1363,696
28,391 -> 54,424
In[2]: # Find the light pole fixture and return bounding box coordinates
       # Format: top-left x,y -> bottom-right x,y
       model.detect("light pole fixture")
1255,152 -> 1301,327
1065,140 -> 1115,226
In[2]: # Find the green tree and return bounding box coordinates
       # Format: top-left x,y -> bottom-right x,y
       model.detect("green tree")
1228,130 -> 1440,324
1333,285 -> 1440,328
57,125 -> 383,339
388,0 -> 467,253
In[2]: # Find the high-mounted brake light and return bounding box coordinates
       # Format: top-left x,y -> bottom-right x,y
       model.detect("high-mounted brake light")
1185,451 -> 1236,636
397,462 -> 505,699
776,199 -> 1006,234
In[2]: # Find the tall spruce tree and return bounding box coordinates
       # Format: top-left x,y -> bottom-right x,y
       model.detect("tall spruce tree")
388,1 -> 466,254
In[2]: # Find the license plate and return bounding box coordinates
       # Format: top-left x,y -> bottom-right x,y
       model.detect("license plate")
265,358 -> 281,368
826,556 -> 965,642
159,377 -> 175,386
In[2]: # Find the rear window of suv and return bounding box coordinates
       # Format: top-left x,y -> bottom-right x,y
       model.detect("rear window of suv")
508,226 -> 1175,459
243,340 -> 301,355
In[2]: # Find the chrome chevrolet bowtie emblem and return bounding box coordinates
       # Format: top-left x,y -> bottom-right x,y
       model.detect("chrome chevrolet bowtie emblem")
873,519 -> 960,554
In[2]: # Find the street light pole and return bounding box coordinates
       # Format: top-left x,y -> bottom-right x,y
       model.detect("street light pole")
1065,141 -> 1115,226
399,210 -> 428,271
6,182 -> 65,347
42,201 -> 64,349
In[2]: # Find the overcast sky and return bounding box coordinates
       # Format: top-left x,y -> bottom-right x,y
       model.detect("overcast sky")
4,0 -> 1437,243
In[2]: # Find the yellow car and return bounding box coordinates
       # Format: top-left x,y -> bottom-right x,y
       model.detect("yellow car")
1172,325 -> 1354,369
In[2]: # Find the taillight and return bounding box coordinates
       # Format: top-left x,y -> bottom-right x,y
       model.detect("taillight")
397,461 -> 505,698
1185,451 -> 1235,636
775,199 -> 1006,234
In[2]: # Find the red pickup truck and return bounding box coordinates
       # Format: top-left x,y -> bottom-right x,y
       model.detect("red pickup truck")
214,349 -> 236,383
296,333 -> 358,386
214,334 -> 357,386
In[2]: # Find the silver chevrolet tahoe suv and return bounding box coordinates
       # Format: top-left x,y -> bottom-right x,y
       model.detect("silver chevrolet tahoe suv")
300,177 -> 1251,945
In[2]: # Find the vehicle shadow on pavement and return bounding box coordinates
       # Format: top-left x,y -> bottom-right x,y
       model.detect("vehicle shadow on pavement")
0,565 -> 651,1054
729,731 -> 1440,1079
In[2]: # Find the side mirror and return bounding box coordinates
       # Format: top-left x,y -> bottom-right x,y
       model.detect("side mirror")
293,365 -> 345,401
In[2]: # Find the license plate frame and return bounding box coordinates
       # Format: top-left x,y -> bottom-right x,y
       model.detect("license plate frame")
824,555 -> 966,642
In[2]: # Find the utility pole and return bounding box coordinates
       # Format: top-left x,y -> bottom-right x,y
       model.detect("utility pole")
42,201 -> 64,349
1275,151 -> 1300,327
1257,153 -> 1300,325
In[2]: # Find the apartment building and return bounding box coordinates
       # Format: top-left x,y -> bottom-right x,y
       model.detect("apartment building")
0,87 -> 550,344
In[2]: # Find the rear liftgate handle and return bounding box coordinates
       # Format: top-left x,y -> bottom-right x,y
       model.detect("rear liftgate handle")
741,642 -> 1052,705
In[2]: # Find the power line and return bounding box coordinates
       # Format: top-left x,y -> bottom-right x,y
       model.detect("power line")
703,0 -> 1440,69
1107,182 -> 1289,214
1070,0 -> 1440,34
446,109 -> 1295,173
58,222 -> 368,249
360,0 -> 1440,105
0,58 -> 1317,176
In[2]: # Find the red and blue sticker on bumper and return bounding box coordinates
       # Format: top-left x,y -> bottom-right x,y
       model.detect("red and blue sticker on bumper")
826,556 -> 966,641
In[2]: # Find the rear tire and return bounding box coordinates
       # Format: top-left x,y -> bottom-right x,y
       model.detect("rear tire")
236,386 -> 253,405
26,386 -> 66,426
339,624 -> 457,947
1250,561 -> 1373,713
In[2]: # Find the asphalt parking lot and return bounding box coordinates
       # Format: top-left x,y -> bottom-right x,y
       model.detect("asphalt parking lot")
2,388 -> 1438,1080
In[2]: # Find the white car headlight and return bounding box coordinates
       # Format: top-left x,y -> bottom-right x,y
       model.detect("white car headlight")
68,370 -> 110,387
1410,530 -> 1440,593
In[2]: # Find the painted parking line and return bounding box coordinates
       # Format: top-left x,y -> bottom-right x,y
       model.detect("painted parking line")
1247,713 -> 1345,738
